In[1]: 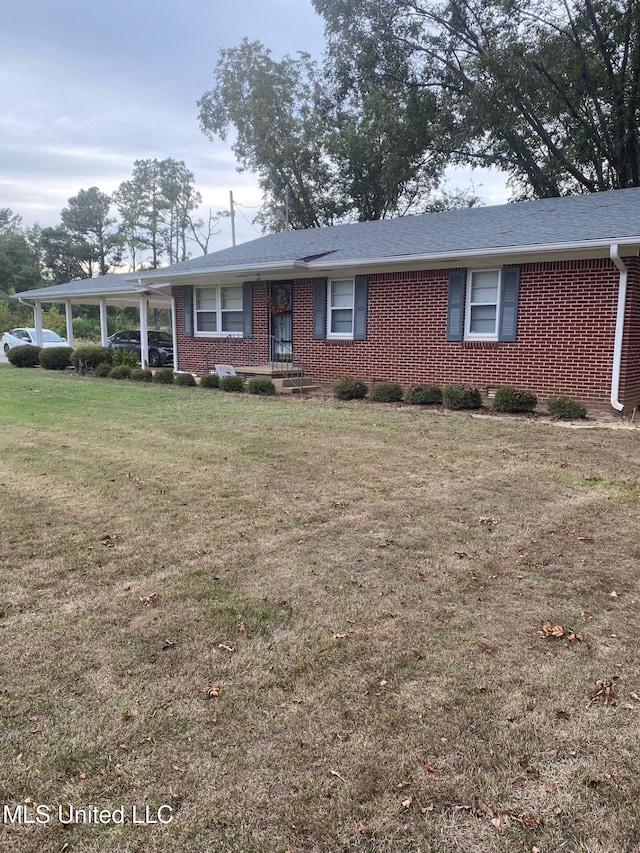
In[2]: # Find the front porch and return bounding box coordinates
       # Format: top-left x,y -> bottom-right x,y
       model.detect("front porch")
203,335 -> 319,393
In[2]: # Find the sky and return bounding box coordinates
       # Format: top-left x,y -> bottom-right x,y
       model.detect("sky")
0,0 -> 509,254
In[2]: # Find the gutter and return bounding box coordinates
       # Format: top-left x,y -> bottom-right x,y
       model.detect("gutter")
610,244 -> 628,412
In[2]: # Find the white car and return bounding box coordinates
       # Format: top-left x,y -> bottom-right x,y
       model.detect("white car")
2,328 -> 68,353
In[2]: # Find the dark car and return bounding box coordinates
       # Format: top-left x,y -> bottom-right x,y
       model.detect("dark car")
107,330 -> 173,367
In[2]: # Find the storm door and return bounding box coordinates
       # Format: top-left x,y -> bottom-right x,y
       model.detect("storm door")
269,281 -> 293,362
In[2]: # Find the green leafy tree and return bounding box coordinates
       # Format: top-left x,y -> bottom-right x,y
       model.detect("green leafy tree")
199,39 -> 336,230
39,225 -> 87,284
61,187 -> 121,276
313,0 -> 640,197
198,38 -> 476,229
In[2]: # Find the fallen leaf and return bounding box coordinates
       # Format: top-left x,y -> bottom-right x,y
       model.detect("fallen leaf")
540,622 -> 564,638
218,643 -> 235,652
139,592 -> 159,606
424,763 -> 440,774
202,683 -> 220,698
491,817 -> 501,828
402,796 -> 413,810
356,820 -> 372,837
588,678 -> 617,706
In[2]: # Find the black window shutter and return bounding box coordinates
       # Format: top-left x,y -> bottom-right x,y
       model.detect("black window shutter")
498,266 -> 520,342
182,286 -> 193,337
353,275 -> 368,341
446,269 -> 466,341
312,277 -> 327,340
242,281 -> 253,337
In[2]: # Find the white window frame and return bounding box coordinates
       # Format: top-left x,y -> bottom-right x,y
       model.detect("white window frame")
465,269 -> 501,340
194,285 -> 244,337
327,278 -> 355,339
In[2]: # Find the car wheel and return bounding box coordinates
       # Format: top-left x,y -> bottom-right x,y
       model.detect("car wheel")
3,344 -> 9,354
148,350 -> 161,367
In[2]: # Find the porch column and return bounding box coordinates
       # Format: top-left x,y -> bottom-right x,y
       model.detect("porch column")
33,301 -> 43,346
64,301 -> 74,348
99,298 -> 109,346
139,296 -> 149,368
171,293 -> 178,372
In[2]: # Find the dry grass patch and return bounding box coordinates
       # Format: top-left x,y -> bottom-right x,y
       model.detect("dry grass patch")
1,368 -> 640,851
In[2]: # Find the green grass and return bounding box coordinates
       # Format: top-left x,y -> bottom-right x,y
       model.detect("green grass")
2,366 -> 640,852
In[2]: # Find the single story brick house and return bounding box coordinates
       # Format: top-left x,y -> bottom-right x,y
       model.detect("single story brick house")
13,188 -> 640,411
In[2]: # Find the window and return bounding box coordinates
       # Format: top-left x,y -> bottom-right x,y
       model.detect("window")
195,285 -> 243,335
466,270 -> 500,338
328,279 -> 355,338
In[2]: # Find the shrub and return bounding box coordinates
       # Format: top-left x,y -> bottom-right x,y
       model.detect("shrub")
219,375 -> 244,393
492,387 -> 538,413
405,384 -> 443,406
174,372 -> 197,387
547,396 -> 587,419
442,384 -> 483,410
109,365 -> 132,380
71,345 -> 113,372
112,349 -> 139,368
7,345 -> 42,368
370,381 -> 404,403
39,346 -> 74,371
247,377 -> 276,396
199,373 -> 219,389
130,368 -> 153,382
94,362 -> 113,378
152,367 -> 174,385
334,377 -> 368,400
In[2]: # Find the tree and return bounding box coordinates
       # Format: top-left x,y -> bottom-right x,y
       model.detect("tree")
113,178 -> 150,272
39,225 -> 88,284
198,38 -> 476,229
313,0 -> 640,198
61,187 -> 121,276
199,39 -> 337,230
159,158 -> 202,263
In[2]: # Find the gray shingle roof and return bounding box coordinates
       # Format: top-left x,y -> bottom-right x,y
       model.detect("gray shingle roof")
140,187 -> 640,279
14,188 -> 640,302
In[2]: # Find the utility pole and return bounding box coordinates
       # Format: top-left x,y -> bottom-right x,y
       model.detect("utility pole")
229,190 -> 236,247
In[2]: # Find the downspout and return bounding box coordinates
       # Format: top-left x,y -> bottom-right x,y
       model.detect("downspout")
610,244 -> 628,412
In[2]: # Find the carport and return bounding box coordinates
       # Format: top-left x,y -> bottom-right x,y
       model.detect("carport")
12,272 -> 175,369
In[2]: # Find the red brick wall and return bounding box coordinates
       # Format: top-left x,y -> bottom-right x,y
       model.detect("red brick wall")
173,257 -> 640,410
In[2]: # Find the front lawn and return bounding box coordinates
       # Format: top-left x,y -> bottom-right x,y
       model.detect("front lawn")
1,367 -> 640,852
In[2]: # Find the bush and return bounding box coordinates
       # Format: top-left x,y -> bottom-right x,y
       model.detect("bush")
152,367 -> 174,385
174,372 -> 197,387
39,346 -> 74,371
112,349 -> 139,368
71,345 -> 113,372
493,387 -> 538,413
370,381 -> 404,403
442,384 -> 483,410
247,377 -> 276,396
94,362 -> 112,378
199,373 -> 219,389
7,345 -> 42,368
333,377 -> 368,400
219,375 -> 244,393
405,384 -> 443,406
547,396 -> 587,419
109,365 -> 132,380
130,368 -> 153,382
